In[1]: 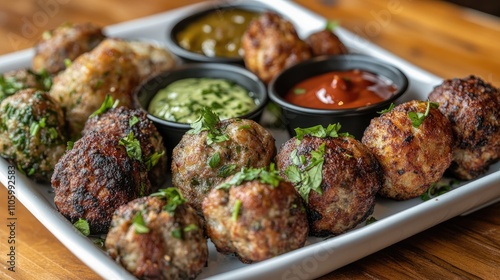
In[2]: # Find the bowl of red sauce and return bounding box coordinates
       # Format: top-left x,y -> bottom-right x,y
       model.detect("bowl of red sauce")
268,54 -> 409,139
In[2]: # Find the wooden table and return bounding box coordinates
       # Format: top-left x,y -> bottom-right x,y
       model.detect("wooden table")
0,0 -> 499,279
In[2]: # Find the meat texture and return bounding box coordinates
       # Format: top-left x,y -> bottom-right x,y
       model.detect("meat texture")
276,135 -> 382,236
305,29 -> 348,56
51,132 -> 151,234
32,22 -> 105,75
106,194 -> 207,280
171,118 -> 276,213
428,76 -> 500,180
83,106 -> 168,187
0,69 -> 52,102
362,100 -> 453,200
202,172 -> 308,263
242,12 -> 311,84
0,89 -> 67,182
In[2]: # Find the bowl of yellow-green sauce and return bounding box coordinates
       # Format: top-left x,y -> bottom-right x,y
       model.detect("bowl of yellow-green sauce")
134,63 -> 267,154
166,3 -> 267,63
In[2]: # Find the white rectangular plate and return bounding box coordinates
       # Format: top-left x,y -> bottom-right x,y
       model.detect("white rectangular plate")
0,1 -> 499,279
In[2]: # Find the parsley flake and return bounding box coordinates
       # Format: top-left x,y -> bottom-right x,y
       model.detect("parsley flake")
216,164 -> 283,190
73,218 -> 90,236
188,107 -> 229,145
119,131 -> 142,161
377,103 -> 395,114
293,88 -> 306,95
89,95 -> 119,118
326,20 -> 339,31
232,199 -> 242,221
150,188 -> 186,214
129,115 -> 139,127
420,179 -> 459,201
144,151 -> 165,171
208,152 -> 221,169
132,211 -> 150,234
294,123 -> 353,144
408,100 -> 439,128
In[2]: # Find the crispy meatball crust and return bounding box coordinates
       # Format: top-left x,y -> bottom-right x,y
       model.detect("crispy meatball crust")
305,29 -> 348,56
202,179 -> 308,263
0,89 -> 67,182
171,119 -> 276,213
32,22 -> 105,75
428,76 -> 500,180
83,107 -> 168,187
51,132 -> 151,234
49,38 -> 139,138
242,12 -> 311,84
362,100 -> 453,200
106,196 -> 208,280
276,135 -> 382,236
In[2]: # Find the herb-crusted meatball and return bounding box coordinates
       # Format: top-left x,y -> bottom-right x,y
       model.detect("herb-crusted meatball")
83,104 -> 168,187
242,12 -> 311,84
276,124 -> 382,236
362,100 -> 454,200
428,76 -> 500,180
202,167 -> 308,263
106,189 -> 207,280
52,132 -> 151,234
0,89 -> 67,182
171,110 -> 276,213
0,69 -> 52,102
32,22 -> 105,75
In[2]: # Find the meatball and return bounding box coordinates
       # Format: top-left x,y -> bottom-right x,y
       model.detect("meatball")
276,132 -> 382,236
0,69 -> 52,102
106,191 -> 207,279
126,40 -> 177,81
83,106 -> 168,187
32,22 -> 105,75
0,89 -> 67,182
51,131 -> 151,234
242,12 -> 311,84
362,100 -> 453,200
202,167 -> 308,263
49,38 -> 140,138
172,117 -> 276,213
305,29 -> 348,56
428,76 -> 500,180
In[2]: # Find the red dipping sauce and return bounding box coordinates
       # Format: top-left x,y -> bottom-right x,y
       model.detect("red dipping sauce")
285,69 -> 397,109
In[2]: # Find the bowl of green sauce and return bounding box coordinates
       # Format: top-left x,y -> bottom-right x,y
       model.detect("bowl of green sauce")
165,3 -> 268,63
134,63 -> 268,155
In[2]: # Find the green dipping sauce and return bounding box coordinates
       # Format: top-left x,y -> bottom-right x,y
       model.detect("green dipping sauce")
148,78 -> 258,124
176,8 -> 260,58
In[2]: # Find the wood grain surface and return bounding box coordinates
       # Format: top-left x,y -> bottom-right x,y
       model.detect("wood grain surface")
0,0 -> 499,279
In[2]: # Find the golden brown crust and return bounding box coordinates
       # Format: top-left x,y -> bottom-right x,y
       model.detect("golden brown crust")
32,22 -> 105,74
106,196 -> 207,279
362,100 -> 453,200
202,180 -> 308,263
242,12 -> 311,84
171,118 -> 276,213
51,132 -> 151,234
305,29 -> 348,56
428,76 -> 500,180
276,136 -> 382,236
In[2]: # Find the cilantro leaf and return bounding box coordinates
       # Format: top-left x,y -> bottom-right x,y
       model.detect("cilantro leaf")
188,107 -> 229,145
118,131 -> 142,161
216,164 -> 284,190
294,123 -> 353,144
150,188 -> 186,214
377,103 -> 395,114
132,211 -> 150,234
89,95 -> 119,118
232,199 -> 242,221
208,152 -> 221,169
129,115 -> 139,127
73,218 -> 90,236
408,100 -> 439,128
326,20 -> 339,31
144,151 -> 165,171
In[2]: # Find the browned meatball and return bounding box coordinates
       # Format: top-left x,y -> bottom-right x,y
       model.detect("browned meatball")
83,106 -> 168,187
0,89 -> 67,182
428,76 -> 500,180
0,69 -> 52,102
51,132 -> 151,234
362,100 -> 453,200
172,118 -> 276,213
276,134 -> 382,236
106,192 -> 208,279
32,22 -> 105,75
242,12 -> 311,84
202,168 -> 308,263
305,29 -> 348,56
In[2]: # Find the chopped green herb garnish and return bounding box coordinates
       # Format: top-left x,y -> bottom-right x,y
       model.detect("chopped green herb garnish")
188,107 -> 229,145
29,117 -> 46,136
238,124 -> 251,130
119,131 -> 142,161
132,211 -> 150,234
232,199 -> 242,221
208,152 -> 221,169
48,127 -> 59,139
89,95 -> 119,118
377,103 -> 395,114
325,20 -> 339,31
67,141 -> 74,150
183,224 -> 198,233
365,216 -> 378,225
285,143 -> 326,202
73,218 -> 90,236
150,188 -> 186,214
171,224 -> 199,240
293,88 -> 306,95
408,100 -> 439,128
217,164 -> 237,178
129,115 -> 139,127
64,58 -> 72,67
171,228 -> 182,239
420,179 -> 458,201
294,123 -> 353,144
217,164 -> 283,190
144,151 -> 165,171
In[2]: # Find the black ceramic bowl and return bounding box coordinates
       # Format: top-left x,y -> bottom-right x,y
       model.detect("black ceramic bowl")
268,54 -> 409,139
134,63 -> 268,155
165,2 -> 270,64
